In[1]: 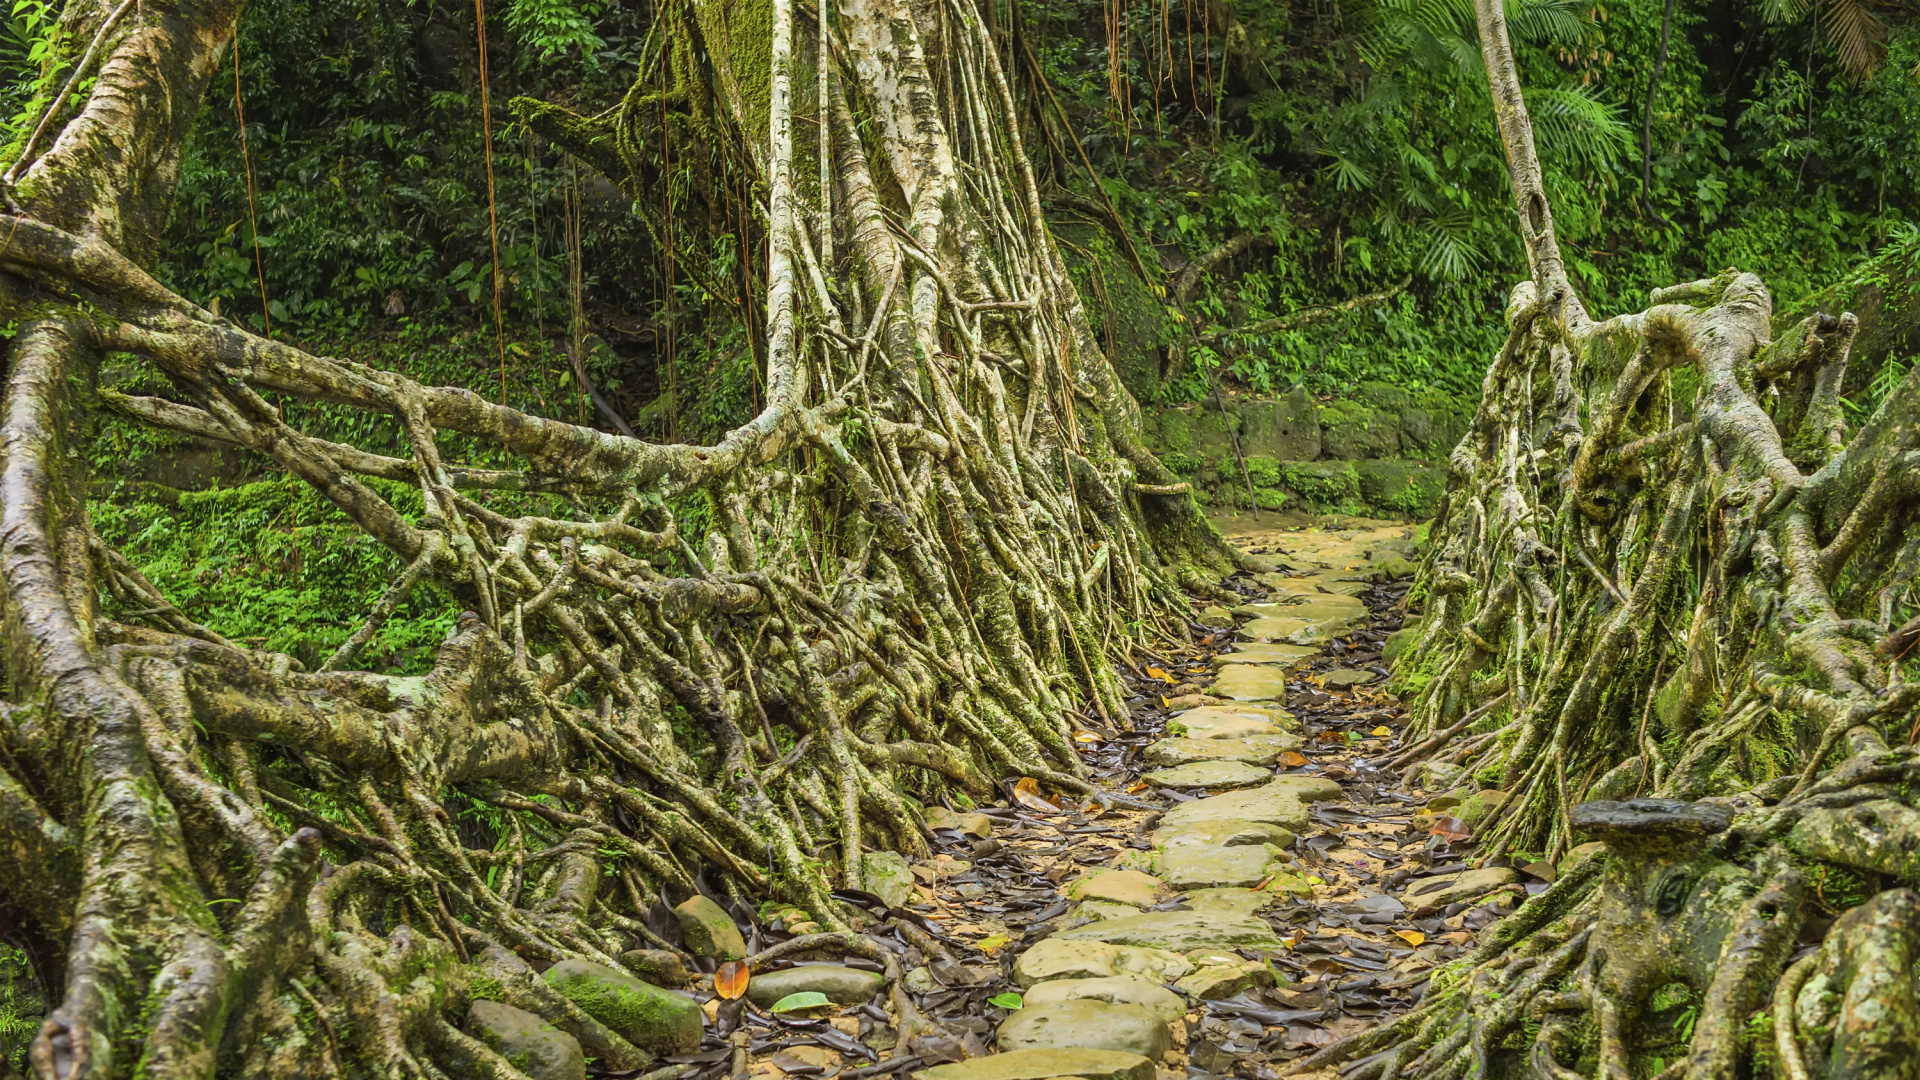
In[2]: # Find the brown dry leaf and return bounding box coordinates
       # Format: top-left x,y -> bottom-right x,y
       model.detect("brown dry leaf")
1279,751 -> 1310,768
1012,777 -> 1058,812
1428,815 -> 1473,843
1394,930 -> 1426,947
715,960 -> 749,1000
1126,781 -> 1149,794
1073,729 -> 1104,743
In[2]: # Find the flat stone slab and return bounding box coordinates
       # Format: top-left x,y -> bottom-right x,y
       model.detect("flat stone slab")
1154,819 -> 1295,851
1157,844 -> 1283,891
1142,760 -> 1272,790
1055,911 -> 1285,952
1068,869 -> 1166,908
1173,960 -> 1275,1001
914,1048 -> 1157,1080
1208,644 -> 1318,670
1271,594 -> 1369,621
1402,867 -> 1520,909
1076,900 -> 1145,923
1013,939 -> 1193,987
1240,616 -> 1333,645
1184,888 -> 1277,916
1155,777 -> 1343,835
1021,976 -> 1189,1023
1170,704 -> 1297,737
745,964 -> 888,1007
1144,734 -> 1301,767
1258,572 -> 1368,598
1209,664 -> 1290,701
996,1000 -> 1170,1059
1321,668 -> 1378,688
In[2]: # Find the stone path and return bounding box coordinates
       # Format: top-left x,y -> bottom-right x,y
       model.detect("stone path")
551,520 -> 1546,1080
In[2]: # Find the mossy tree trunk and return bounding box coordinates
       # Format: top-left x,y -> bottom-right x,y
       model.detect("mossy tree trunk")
1298,1 -> 1920,1077
0,0 -> 1252,1074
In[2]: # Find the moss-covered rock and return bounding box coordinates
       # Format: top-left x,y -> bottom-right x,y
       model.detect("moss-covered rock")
1238,387 -> 1321,460
1055,223 -> 1172,401
673,895 -> 747,961
1318,399 -> 1401,459
1354,460 -> 1445,518
542,958 -> 704,1053
468,1000 -> 587,1080
1280,461 -> 1362,513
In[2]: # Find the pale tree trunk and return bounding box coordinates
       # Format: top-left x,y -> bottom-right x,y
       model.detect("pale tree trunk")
0,0 -> 1249,1074
1289,4 -> 1920,1079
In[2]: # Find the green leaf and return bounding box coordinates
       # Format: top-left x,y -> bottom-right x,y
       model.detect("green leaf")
771,992 -> 835,1015
988,992 -> 1024,1009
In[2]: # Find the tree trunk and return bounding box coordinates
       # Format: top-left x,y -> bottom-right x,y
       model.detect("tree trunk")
0,0 -> 1251,1074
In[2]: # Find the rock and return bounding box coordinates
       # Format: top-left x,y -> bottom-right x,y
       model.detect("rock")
924,806 -> 995,837
1260,573 -> 1367,598
1153,819 -> 1294,851
863,851 -> 915,908
674,895 -> 747,961
1110,849 -> 1157,874
1321,668 -> 1378,689
997,999 -> 1171,1059
468,1000 -> 587,1080
1143,734 -> 1300,768
1382,622 -> 1424,664
1240,616 -> 1336,645
1142,760 -> 1272,790
618,949 -> 692,988
745,964 -> 888,1007
542,958 -> 704,1054
1173,960 -> 1274,1001
1402,867 -> 1520,909
1209,665 -> 1290,702
1264,873 -> 1316,899
1269,594 -> 1369,622
912,1047 -> 1157,1080
1068,869 -> 1166,909
1207,645 -> 1318,670
1340,893 -> 1405,916
1155,845 -> 1283,891
903,966 -> 940,993
1183,888 -> 1274,916
1021,975 -> 1189,1023
1013,939 -> 1192,987
1454,789 -> 1511,828
1054,911 -> 1284,952
1199,604 -> 1233,624
1077,899 -> 1147,922
1167,706 -> 1286,740
1155,777 -> 1343,835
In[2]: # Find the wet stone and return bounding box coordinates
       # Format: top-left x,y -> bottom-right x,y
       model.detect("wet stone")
996,999 -> 1171,1059
1153,819 -> 1295,851
924,806 -> 996,837
1155,777 -> 1344,835
468,1000 -> 587,1080
1142,760 -> 1272,790
1054,911 -> 1285,952
542,958 -> 704,1054
1013,939 -> 1193,986
745,964 -> 888,1007
1020,975 -> 1189,1024
1144,734 -> 1301,768
1240,616 -> 1334,645
913,1047 -> 1157,1080
1210,665 -> 1290,702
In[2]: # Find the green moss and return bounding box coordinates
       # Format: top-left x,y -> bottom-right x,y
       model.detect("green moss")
1243,454 -> 1283,487
543,960 -> 702,1053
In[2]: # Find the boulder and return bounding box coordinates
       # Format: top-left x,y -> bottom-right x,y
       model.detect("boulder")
912,1047 -> 1156,1080
1382,621 -> 1424,664
468,1000 -> 587,1080
1238,388 -> 1322,461
1054,911 -> 1284,952
862,851 -> 915,908
1077,899 -> 1147,922
1240,616 -> 1336,645
542,958 -> 703,1054
618,949 -> 691,988
745,964 -> 888,1007
1143,735 -> 1300,768
996,999 -> 1171,1058
1155,777 -> 1343,835
1142,760 -> 1272,790
1020,975 -> 1189,1023
673,895 -> 747,961
1068,869 -> 1166,909
1013,939 -> 1192,987
1316,401 -> 1400,460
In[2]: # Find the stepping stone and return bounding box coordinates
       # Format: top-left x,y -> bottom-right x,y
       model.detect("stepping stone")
1154,819 -> 1295,851
1321,668 -> 1378,689
1170,704 -> 1297,737
1014,939 -> 1193,987
1077,899 -> 1147,922
1068,869 -> 1166,908
1184,888 -> 1277,916
1208,644 -> 1318,670
1155,777 -> 1343,835
745,964 -> 888,1007
1272,594 -> 1369,622
1055,911 -> 1285,952
1402,867 -> 1519,908
1173,959 -> 1275,1001
1021,975 -> 1189,1023
1240,616 -> 1332,645
1142,760 -> 1271,790
1144,734 -> 1301,767
996,999 -> 1170,1059
542,958 -> 704,1054
468,1000 -> 587,1080
925,807 -> 996,837
1257,572 -> 1368,598
1210,665 -> 1290,701
913,1047 -> 1157,1080
1157,844 -> 1283,890
1199,604 -> 1234,623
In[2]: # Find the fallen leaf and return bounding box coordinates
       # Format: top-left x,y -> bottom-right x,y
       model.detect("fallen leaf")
1428,816 -> 1473,843
1073,729 -> 1104,743
771,991 -> 836,1017
1161,695 -> 1170,708
1394,930 -> 1426,947
1279,751 -> 1310,768
976,933 -> 1010,956
1145,666 -> 1172,682
715,960 -> 749,1000
988,992 -> 1024,1009
1370,726 -> 1392,737
1127,781 -> 1148,794
1011,777 -> 1058,812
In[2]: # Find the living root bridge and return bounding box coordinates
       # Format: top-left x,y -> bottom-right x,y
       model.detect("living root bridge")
0,0 -> 1259,1072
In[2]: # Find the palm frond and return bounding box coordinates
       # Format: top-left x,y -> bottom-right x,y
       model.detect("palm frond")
1418,209 -> 1486,279
1822,0 -> 1886,82
1759,0 -> 1814,24
1505,0 -> 1590,45
1528,83 -> 1631,169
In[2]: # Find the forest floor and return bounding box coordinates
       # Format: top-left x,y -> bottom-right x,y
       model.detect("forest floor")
661,519 -> 1548,1080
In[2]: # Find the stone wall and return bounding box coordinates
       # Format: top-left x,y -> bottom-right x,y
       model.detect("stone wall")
1142,383 -> 1468,518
